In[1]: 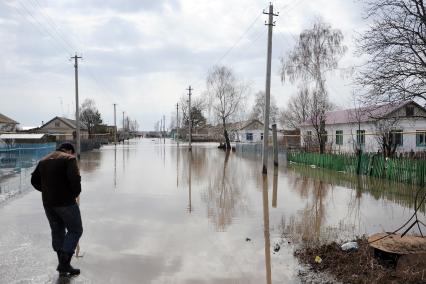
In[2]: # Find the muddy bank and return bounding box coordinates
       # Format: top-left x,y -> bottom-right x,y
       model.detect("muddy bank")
294,236 -> 425,284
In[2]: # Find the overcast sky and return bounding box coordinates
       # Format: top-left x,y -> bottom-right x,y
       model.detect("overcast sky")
1,0 -> 367,130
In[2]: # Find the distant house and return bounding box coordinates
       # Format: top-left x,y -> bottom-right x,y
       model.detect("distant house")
36,116 -> 89,141
0,113 -> 19,132
299,100 -> 426,153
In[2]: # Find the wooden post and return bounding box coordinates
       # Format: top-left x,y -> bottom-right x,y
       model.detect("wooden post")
272,124 -> 278,167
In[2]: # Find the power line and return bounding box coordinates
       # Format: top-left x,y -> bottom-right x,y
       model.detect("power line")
25,0 -> 77,51
13,1 -> 73,55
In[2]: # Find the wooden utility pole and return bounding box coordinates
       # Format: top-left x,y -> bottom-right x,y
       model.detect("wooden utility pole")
71,53 -> 82,159
187,86 -> 193,151
176,103 -> 179,145
272,124 -> 278,166
122,111 -> 125,142
262,3 -> 278,174
113,103 -> 117,145
163,115 -> 166,143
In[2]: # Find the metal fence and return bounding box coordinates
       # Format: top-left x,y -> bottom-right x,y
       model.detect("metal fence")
0,143 -> 56,203
287,151 -> 426,186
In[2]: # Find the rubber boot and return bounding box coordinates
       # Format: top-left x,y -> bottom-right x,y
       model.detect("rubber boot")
56,251 -> 60,271
58,252 -> 80,276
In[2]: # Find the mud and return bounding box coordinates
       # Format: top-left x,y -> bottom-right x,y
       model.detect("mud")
294,236 -> 425,284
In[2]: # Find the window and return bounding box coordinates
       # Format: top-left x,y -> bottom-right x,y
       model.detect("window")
336,130 -> 343,145
246,133 -> 253,141
406,106 -> 414,117
390,130 -> 403,146
323,131 -> 328,142
307,131 -> 312,139
416,131 -> 426,147
55,121 -> 60,127
356,130 -> 365,145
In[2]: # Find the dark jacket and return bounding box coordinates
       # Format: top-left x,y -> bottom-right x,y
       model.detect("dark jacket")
31,150 -> 81,207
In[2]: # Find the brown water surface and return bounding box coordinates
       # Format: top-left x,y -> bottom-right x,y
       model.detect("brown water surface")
0,138 -> 424,283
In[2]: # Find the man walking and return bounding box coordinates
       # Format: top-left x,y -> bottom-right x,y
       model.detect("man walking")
31,142 -> 83,276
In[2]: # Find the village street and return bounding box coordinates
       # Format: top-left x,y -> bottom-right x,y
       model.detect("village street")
0,139 -> 423,283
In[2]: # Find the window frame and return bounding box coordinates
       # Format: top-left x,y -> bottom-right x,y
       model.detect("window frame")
335,130 -> 343,145
416,130 -> 426,147
246,132 -> 253,141
389,129 -> 403,146
356,130 -> 365,145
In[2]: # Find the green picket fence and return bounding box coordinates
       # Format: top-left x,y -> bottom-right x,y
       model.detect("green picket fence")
287,152 -> 426,186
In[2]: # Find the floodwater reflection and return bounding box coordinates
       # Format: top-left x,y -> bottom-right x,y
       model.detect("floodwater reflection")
262,174 -> 272,284
1,139 -> 425,283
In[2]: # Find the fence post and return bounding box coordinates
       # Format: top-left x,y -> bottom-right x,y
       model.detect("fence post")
272,124 -> 278,167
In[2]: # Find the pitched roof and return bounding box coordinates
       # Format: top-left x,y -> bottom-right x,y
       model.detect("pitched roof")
301,100 -> 423,126
0,113 -> 19,124
40,116 -> 88,130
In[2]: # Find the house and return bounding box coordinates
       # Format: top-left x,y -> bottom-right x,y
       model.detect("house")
235,119 -> 286,143
0,113 -> 19,132
35,116 -> 89,141
299,100 -> 426,153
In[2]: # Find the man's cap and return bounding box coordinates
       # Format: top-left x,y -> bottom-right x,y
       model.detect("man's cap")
57,142 -> 75,154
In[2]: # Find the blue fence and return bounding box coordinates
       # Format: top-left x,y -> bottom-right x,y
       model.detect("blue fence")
0,143 -> 56,171
0,143 -> 56,203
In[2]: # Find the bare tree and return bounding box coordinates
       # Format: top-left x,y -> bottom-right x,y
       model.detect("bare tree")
206,65 -> 248,149
373,115 -> 403,158
179,96 -> 206,130
309,89 -> 334,153
280,87 -> 311,129
250,91 -> 279,123
80,99 -> 102,137
357,0 -> 426,105
280,18 -> 346,153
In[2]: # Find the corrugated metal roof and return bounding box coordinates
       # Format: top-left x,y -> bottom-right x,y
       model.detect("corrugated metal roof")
0,133 -> 47,140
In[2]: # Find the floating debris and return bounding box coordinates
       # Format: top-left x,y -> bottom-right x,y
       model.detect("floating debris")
273,243 -> 281,252
314,255 -> 322,264
341,241 -> 359,252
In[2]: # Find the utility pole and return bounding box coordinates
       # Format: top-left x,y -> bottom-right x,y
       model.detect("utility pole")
71,53 -> 82,159
159,118 -> 162,141
176,103 -> 179,145
163,115 -> 166,143
262,3 -> 278,174
122,111 -> 125,142
113,103 -> 117,145
187,86 -> 193,151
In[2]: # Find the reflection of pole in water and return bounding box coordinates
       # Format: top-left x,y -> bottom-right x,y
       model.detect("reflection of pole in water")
122,142 -> 125,173
272,166 -> 278,208
187,151 -> 192,213
262,174 -> 272,284
114,145 -> 117,189
176,147 -> 179,188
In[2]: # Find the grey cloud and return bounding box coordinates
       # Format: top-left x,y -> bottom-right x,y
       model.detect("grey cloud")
54,0 -> 180,14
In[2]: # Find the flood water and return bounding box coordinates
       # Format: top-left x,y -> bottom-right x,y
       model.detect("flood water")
0,138 -> 424,283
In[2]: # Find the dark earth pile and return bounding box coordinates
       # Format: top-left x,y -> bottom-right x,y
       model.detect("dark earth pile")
294,237 -> 425,284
